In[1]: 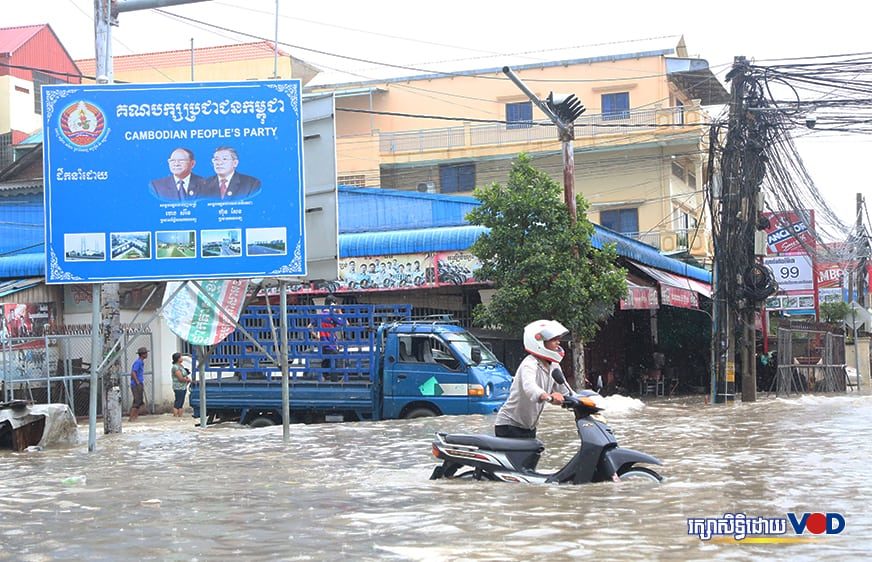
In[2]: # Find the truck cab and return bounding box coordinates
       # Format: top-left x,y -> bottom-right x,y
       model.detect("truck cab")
378,322 -> 512,419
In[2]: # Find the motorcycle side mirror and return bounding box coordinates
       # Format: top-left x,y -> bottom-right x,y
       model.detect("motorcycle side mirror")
470,346 -> 482,365
551,367 -> 567,385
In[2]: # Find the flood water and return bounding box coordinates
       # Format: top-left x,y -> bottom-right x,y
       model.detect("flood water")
2,392 -> 871,561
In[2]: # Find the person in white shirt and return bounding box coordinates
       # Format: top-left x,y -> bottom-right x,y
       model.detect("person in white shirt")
494,320 -> 568,439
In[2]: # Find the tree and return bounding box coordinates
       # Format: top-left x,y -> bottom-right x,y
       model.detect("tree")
819,301 -> 851,324
466,154 -> 627,383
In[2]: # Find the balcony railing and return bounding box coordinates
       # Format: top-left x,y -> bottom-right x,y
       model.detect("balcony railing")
379,105 -> 695,154
616,228 -> 711,256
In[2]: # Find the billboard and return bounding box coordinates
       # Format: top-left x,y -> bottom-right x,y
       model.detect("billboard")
763,255 -> 814,292
762,210 -> 815,255
42,80 -> 305,284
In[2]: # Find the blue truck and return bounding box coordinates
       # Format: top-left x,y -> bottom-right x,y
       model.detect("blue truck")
189,304 -> 513,425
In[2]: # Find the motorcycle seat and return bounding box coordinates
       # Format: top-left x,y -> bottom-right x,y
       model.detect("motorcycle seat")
443,434 -> 544,452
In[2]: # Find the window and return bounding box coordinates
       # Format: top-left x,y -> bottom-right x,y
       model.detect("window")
439,163 -> 475,193
337,174 -> 366,187
600,208 -> 639,235
687,171 -> 697,188
671,161 -> 685,180
602,92 -> 630,120
505,101 -> 533,129
32,71 -> 62,115
675,98 -> 685,125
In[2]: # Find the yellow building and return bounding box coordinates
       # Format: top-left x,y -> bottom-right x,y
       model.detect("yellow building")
307,36 -> 726,264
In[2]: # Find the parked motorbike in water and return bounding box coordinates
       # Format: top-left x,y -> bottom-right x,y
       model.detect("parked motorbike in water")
430,369 -> 663,484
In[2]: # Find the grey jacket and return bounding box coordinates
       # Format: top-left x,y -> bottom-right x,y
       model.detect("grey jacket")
494,354 -> 560,430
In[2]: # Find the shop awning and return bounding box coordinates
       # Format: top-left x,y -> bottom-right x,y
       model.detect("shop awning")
632,263 -> 711,309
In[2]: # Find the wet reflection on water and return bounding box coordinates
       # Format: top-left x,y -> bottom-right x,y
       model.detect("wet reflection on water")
2,393 -> 871,560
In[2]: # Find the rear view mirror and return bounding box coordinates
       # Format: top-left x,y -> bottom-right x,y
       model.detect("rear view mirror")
471,346 -> 482,365
551,367 -> 566,385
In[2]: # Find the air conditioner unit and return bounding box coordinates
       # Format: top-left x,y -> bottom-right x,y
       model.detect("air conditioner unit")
417,181 -> 436,193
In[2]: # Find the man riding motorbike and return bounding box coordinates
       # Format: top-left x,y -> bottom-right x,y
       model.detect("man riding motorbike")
493,320 -> 568,439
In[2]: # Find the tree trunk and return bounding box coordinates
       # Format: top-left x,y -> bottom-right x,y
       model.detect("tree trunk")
573,336 -> 586,389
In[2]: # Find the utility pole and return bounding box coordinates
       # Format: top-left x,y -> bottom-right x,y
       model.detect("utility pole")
712,58 -> 745,404
857,193 -> 867,307
93,0 -> 124,434
713,56 -> 772,404
501,66 -> 587,382
92,0 -> 215,435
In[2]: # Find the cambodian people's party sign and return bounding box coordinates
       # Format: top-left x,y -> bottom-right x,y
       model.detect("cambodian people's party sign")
41,80 -> 305,283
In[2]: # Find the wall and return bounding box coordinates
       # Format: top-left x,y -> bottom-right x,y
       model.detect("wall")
845,336 -> 871,389
0,75 -> 43,135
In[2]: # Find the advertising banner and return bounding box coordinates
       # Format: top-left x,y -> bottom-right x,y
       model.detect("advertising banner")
435,252 -> 480,285
42,80 -> 305,284
660,285 -> 699,309
0,303 -> 56,340
765,293 -> 816,314
763,255 -> 814,292
161,280 -> 248,346
333,251 -> 482,293
762,210 -> 815,255
620,286 -> 658,310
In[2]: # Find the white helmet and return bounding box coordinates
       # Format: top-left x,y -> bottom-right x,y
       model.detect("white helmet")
523,320 -> 569,363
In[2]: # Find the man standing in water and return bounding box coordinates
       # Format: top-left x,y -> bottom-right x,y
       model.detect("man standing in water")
129,347 -> 148,421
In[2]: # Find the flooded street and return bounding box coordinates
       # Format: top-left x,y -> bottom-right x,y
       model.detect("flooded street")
2,393 -> 871,561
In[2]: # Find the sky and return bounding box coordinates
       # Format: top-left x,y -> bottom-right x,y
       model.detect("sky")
7,0 -> 872,228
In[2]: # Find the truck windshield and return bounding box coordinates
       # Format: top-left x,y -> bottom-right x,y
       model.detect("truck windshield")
443,332 -> 499,365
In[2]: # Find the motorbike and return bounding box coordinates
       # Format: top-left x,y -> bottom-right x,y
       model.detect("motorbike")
429,368 -> 662,484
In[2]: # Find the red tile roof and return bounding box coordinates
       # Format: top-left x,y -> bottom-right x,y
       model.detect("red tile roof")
0,25 -> 45,55
76,41 -> 290,75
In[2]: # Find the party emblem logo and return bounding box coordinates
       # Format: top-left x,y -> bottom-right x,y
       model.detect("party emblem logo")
57,101 -> 108,151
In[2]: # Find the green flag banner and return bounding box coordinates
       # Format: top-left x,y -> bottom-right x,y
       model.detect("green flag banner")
161,280 -> 249,346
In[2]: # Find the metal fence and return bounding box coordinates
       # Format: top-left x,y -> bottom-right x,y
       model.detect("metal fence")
771,326 -> 847,395
0,326 -> 154,417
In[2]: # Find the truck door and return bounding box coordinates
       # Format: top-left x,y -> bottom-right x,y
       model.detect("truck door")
390,334 -> 470,414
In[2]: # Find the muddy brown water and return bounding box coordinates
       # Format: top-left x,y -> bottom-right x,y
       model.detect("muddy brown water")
2,393 -> 870,560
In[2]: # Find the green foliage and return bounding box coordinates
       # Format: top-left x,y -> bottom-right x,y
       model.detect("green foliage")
819,301 -> 851,323
466,154 -> 627,341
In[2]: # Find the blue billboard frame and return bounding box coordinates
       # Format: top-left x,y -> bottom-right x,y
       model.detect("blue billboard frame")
42,80 -> 305,284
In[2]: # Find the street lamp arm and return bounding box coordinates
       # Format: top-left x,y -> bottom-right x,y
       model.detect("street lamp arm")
502,66 -> 570,135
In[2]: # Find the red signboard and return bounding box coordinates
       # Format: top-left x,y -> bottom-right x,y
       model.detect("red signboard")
620,286 -> 658,310
660,285 -> 698,309
762,210 -> 816,255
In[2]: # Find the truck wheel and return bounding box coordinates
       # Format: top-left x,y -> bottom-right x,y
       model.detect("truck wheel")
404,407 -> 437,419
249,416 -> 276,428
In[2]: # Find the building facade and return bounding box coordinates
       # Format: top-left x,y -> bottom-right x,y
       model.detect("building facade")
307,36 -> 727,264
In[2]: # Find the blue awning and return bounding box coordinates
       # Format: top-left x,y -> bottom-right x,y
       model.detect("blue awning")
340,226 -> 487,257
592,228 -> 710,283
0,253 -> 44,279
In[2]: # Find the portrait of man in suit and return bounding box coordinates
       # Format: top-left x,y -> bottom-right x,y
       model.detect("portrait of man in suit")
202,146 -> 262,200
149,147 -> 206,201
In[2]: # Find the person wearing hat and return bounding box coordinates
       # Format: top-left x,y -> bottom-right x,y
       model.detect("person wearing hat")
318,295 -> 346,381
129,347 -> 148,421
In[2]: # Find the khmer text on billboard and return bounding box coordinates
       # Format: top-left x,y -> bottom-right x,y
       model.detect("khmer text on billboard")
41,80 -> 305,283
